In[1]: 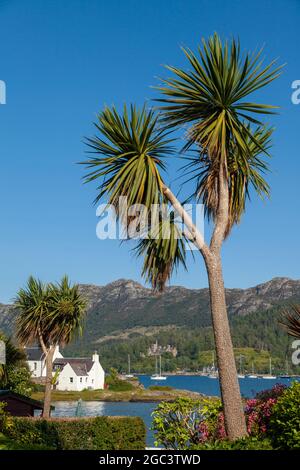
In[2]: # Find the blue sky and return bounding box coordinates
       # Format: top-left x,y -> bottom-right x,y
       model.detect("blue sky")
0,0 -> 299,303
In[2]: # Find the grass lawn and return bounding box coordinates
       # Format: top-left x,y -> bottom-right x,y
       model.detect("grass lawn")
0,432 -> 53,450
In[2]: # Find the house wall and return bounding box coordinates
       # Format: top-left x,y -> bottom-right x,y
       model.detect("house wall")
27,346 -> 63,378
88,356 -> 105,390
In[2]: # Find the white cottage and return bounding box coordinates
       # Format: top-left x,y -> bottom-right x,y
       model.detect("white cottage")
53,352 -> 105,391
25,347 -> 105,391
26,345 -> 63,378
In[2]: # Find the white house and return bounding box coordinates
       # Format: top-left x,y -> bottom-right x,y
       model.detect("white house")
53,352 -> 105,391
25,347 -> 105,391
26,345 -> 63,378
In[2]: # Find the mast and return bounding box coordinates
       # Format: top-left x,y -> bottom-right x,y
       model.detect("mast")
159,355 -> 162,376
128,354 -> 130,375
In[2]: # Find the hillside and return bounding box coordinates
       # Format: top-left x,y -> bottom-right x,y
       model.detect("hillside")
1,277 -> 300,370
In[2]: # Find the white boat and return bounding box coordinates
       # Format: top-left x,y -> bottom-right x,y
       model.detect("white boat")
208,351 -> 218,378
237,355 -> 245,378
208,373 -> 218,379
125,354 -> 134,379
151,355 -> 167,381
247,362 -> 258,378
262,358 -> 276,379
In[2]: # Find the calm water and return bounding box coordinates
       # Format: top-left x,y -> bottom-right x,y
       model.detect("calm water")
53,375 -> 300,446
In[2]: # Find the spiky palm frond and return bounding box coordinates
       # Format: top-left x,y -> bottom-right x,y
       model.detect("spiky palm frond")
82,105 -> 173,214
280,306 -> 300,339
135,218 -> 187,292
182,125 -> 272,235
15,276 -> 51,346
157,33 -> 281,160
15,276 -> 87,348
47,276 -> 87,346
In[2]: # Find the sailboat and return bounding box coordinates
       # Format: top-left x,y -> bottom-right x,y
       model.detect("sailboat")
247,362 -> 258,379
208,351 -> 218,378
262,357 -> 276,379
125,354 -> 134,378
237,355 -> 245,379
151,355 -> 167,380
279,359 -> 291,379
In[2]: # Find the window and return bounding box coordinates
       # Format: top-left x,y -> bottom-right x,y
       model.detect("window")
86,378 -> 88,382
70,377 -> 73,383
80,377 -> 82,383
34,362 -> 37,370
92,379 -> 94,384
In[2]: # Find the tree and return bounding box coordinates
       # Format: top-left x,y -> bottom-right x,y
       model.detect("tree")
82,34 -> 280,439
15,276 -> 87,417
0,332 -> 32,396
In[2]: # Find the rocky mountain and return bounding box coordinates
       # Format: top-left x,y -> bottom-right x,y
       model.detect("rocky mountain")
1,277 -> 300,349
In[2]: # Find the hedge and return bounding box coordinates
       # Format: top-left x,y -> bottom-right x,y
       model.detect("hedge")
2,416 -> 146,450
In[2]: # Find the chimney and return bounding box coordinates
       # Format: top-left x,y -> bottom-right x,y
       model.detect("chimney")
92,351 -> 99,363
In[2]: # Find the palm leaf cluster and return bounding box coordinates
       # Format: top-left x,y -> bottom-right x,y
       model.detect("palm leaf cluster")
157,33 -> 281,156
15,276 -> 87,347
183,125 -> 272,235
280,306 -> 300,339
83,105 -> 172,214
135,218 -> 187,292
83,33 -> 280,288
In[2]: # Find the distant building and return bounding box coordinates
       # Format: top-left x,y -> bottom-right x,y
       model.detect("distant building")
25,347 -> 105,391
147,341 -> 177,358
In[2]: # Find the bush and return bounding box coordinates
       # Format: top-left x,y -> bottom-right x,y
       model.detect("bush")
152,397 -> 210,449
192,436 -> 273,450
3,416 -> 146,450
148,385 -> 173,391
268,381 -> 300,449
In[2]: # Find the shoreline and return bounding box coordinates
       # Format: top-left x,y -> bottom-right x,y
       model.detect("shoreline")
32,388 -> 206,403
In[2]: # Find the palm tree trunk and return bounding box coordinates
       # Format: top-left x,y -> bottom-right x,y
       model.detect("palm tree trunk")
205,252 -> 247,439
42,346 -> 55,418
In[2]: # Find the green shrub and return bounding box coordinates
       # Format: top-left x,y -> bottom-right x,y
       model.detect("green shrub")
268,381 -> 300,449
152,397 -> 208,449
148,385 -> 173,391
192,436 -> 273,450
3,416 -> 146,450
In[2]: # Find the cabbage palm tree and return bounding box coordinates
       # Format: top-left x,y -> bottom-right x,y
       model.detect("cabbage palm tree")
15,276 -> 86,417
82,34 -> 280,439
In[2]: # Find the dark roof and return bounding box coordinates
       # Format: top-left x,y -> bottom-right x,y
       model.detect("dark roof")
53,358 -> 94,376
25,347 -> 44,361
0,390 -> 54,410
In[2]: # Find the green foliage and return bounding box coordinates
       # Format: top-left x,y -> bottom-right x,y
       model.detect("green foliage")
148,385 -> 173,391
105,370 -> 134,392
3,416 -> 146,450
4,366 -> 33,396
268,381 -> 300,449
151,397 -> 207,449
192,436 -> 273,450
15,275 -> 87,347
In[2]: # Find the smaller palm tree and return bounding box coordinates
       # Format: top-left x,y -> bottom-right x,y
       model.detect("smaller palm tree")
15,276 -> 87,417
280,306 -> 300,338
